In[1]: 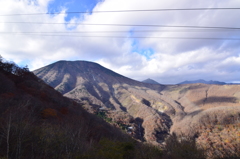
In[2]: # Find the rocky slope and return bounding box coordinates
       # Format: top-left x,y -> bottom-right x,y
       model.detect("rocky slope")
34,60 -> 240,156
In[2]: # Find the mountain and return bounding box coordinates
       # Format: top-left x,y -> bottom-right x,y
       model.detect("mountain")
142,78 -> 160,84
2,57 -> 239,158
34,60 -> 240,158
34,60 -> 170,144
178,79 -> 226,85
1,58 -> 147,158
2,57 -> 203,158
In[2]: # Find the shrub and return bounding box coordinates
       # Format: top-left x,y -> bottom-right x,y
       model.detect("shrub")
41,108 -> 58,118
92,138 -> 135,159
0,55 -> 33,79
164,133 -> 205,159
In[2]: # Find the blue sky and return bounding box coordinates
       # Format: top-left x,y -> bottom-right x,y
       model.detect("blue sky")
0,0 -> 240,84
131,40 -> 154,60
48,0 -> 100,21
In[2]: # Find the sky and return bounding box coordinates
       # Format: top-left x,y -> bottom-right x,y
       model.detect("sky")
0,0 -> 240,84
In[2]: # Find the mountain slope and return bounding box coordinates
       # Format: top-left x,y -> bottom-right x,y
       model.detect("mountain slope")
162,83 -> 240,157
34,61 -> 175,144
0,58 -> 144,158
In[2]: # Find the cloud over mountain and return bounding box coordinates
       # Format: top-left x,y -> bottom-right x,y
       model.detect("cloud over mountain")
0,0 -> 240,84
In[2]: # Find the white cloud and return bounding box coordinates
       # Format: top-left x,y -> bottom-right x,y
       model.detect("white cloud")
0,0 -> 240,83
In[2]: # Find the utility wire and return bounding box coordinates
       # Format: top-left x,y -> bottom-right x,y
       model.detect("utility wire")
1,33 -> 240,40
0,29 -> 239,34
1,22 -> 240,30
0,8 -> 240,16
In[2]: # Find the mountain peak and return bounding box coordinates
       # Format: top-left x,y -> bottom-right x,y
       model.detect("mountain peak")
33,61 -> 163,94
142,78 -> 160,85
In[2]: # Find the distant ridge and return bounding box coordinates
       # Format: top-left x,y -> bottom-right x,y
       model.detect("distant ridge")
178,79 -> 226,85
142,78 -> 160,84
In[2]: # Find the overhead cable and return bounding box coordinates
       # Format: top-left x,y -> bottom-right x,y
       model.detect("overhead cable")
1,33 -> 239,40
1,22 -> 240,30
0,29 -> 239,34
0,8 -> 240,16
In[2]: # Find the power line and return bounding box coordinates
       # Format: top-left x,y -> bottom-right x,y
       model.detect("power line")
0,29 -> 239,34
1,33 -> 240,40
1,22 -> 240,30
1,8 -> 240,16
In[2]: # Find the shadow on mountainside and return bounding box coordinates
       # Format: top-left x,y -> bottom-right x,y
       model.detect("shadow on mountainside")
186,109 -> 203,117
107,83 -> 127,112
195,96 -> 237,106
83,82 -> 127,111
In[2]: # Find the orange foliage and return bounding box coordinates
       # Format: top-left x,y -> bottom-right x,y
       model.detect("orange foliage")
41,108 -> 57,118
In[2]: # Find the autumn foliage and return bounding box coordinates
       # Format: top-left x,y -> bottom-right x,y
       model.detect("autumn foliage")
41,108 -> 58,118
0,56 -> 166,159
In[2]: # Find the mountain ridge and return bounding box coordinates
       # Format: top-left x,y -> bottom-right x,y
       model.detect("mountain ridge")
178,79 -> 226,85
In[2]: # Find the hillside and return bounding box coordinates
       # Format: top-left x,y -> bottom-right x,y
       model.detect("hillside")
162,83 -> 240,158
34,60 -> 240,158
0,58 -> 168,159
34,61 -> 171,144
